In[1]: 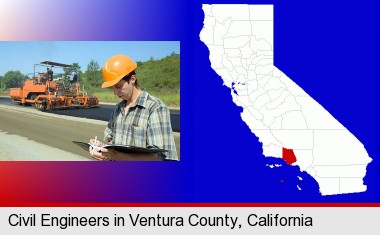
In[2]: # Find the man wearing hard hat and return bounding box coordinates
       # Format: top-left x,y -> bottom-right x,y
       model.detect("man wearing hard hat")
89,54 -> 178,161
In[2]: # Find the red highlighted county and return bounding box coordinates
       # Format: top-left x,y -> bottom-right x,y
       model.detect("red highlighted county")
282,147 -> 297,165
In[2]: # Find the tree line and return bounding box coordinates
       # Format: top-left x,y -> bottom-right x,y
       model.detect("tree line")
0,53 -> 180,96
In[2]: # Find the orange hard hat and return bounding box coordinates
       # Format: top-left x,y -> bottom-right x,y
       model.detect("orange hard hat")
102,54 -> 137,88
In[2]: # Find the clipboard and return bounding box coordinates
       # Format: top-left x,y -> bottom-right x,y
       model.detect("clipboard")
72,141 -> 168,154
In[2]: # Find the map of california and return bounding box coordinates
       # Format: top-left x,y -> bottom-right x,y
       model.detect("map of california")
199,4 -> 372,195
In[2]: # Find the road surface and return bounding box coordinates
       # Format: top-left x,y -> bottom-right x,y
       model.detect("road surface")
0,101 -> 180,161
0,97 -> 180,132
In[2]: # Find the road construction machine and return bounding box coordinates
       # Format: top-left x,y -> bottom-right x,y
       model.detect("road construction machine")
9,61 -> 99,110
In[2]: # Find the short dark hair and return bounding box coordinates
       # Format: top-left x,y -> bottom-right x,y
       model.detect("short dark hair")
122,71 -> 139,88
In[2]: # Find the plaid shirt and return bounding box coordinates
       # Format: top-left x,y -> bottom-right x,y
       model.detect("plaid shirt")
104,90 -> 178,160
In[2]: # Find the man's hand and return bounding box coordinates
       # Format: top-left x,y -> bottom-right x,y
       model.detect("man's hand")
88,139 -> 111,161
88,139 -> 163,161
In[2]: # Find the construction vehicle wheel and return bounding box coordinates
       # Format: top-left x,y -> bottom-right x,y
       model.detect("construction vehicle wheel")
41,99 -> 47,111
30,95 -> 37,107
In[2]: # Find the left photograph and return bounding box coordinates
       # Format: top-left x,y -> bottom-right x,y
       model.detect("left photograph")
0,41 -> 180,161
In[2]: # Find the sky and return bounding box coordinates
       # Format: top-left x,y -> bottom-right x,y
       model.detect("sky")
0,41 -> 180,77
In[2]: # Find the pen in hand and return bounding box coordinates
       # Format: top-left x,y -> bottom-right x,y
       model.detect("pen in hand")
91,136 -> 102,151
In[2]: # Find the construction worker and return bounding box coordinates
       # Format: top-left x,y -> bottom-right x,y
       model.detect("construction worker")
70,70 -> 78,85
38,73 -> 46,84
88,54 -> 178,161
43,67 -> 53,82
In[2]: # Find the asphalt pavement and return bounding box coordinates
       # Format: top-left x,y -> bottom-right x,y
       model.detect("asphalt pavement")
0,97 -> 180,132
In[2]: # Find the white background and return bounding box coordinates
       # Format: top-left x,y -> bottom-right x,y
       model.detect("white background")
0,207 -> 378,234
